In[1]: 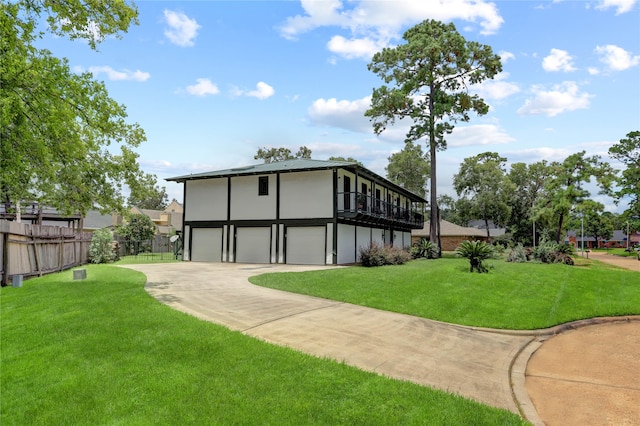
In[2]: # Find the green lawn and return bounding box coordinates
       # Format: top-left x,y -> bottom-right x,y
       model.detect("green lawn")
593,247 -> 639,257
250,258 -> 640,329
1,265 -> 525,425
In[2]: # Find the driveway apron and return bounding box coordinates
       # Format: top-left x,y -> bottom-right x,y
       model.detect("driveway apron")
123,262 -> 533,414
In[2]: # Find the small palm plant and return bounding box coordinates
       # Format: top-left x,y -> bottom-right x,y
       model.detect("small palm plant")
455,240 -> 494,273
410,238 -> 440,259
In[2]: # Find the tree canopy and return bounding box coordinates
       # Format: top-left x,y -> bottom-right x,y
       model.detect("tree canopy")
385,142 -> 429,198
328,156 -> 364,166
609,130 -> 640,217
366,19 -> 502,251
254,146 -> 312,163
1,0 -> 158,216
533,151 -> 615,243
127,174 -> 169,210
453,152 -> 514,238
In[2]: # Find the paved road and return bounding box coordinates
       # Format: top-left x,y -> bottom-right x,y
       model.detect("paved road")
583,250 -> 640,272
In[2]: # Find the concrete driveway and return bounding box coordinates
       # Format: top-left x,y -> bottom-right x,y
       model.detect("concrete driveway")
122,262 -> 639,425
123,263 -> 539,416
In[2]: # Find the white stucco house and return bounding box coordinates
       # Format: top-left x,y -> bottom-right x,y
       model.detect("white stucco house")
167,159 -> 426,265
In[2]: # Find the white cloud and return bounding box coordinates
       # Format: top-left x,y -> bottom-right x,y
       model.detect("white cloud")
246,82 -> 275,100
163,10 -> 200,47
185,78 -> 220,96
542,48 -> 577,72
232,82 -> 275,100
505,147 -> 573,163
307,96 -> 372,133
595,44 -> 640,71
88,66 -> 150,82
476,72 -> 520,100
448,124 -> 515,147
517,81 -> 592,117
278,0 -> 504,58
595,0 -> 637,14
499,51 -> 515,63
327,35 -> 383,59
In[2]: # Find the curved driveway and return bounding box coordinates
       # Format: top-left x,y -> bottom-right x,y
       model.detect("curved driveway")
123,261 -> 639,425
123,263 -> 541,416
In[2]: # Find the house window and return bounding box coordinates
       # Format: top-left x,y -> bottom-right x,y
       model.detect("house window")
258,176 -> 269,196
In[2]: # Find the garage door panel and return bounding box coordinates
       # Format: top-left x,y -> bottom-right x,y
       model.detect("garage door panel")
287,226 -> 325,265
191,228 -> 222,262
236,227 -> 271,263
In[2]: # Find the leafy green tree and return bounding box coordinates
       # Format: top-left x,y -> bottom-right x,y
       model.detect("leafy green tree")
453,152 -> 514,239
583,203 -> 614,247
1,1 -> 155,216
385,142 -> 430,198
117,213 -> 156,255
436,194 -> 457,223
254,146 -> 312,163
534,151 -> 616,243
327,156 -> 364,166
608,131 -> 640,217
127,174 -> 169,210
365,19 -> 502,252
507,161 -> 551,245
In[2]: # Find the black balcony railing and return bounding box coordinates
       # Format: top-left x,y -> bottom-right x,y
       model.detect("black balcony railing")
337,192 -> 424,227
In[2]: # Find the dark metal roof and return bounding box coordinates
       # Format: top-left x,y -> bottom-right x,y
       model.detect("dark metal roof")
166,158 -> 428,202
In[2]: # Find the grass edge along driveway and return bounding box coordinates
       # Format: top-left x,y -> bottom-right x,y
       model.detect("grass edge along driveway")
250,257 -> 640,330
1,265 -> 526,425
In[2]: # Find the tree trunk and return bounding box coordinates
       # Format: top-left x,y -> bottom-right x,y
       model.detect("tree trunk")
428,84 -> 439,255
556,212 -> 564,243
484,217 -> 491,240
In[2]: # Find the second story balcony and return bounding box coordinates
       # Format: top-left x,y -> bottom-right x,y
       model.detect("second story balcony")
337,192 -> 424,228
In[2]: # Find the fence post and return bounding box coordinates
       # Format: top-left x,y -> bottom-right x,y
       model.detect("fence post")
1,232 -> 8,287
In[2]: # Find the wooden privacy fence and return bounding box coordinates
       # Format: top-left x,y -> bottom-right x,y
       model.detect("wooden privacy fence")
0,220 -> 92,286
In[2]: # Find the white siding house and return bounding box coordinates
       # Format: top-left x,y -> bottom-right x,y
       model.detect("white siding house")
167,159 -> 426,265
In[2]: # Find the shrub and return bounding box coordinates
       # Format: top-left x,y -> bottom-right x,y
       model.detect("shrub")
455,240 -> 494,273
89,228 -> 117,264
531,240 -> 557,263
409,238 -> 440,259
360,242 -> 411,267
506,244 -> 527,263
532,240 -> 575,265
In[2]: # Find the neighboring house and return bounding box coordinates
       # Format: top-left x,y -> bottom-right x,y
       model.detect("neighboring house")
566,230 -> 633,249
1,202 -> 83,230
82,210 -> 114,232
166,159 -> 426,265
467,219 -> 506,239
114,200 -> 184,236
412,220 -> 487,251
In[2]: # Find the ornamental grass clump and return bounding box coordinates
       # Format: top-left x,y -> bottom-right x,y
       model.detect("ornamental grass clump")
506,243 -> 528,263
533,240 -> 574,265
455,240 -> 494,273
359,242 -> 411,267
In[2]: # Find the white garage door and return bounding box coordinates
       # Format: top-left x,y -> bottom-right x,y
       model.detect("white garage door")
191,228 -> 223,262
286,226 -> 326,265
236,227 -> 271,263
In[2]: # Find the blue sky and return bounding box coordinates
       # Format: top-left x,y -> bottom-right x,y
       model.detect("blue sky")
39,0 -> 639,211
